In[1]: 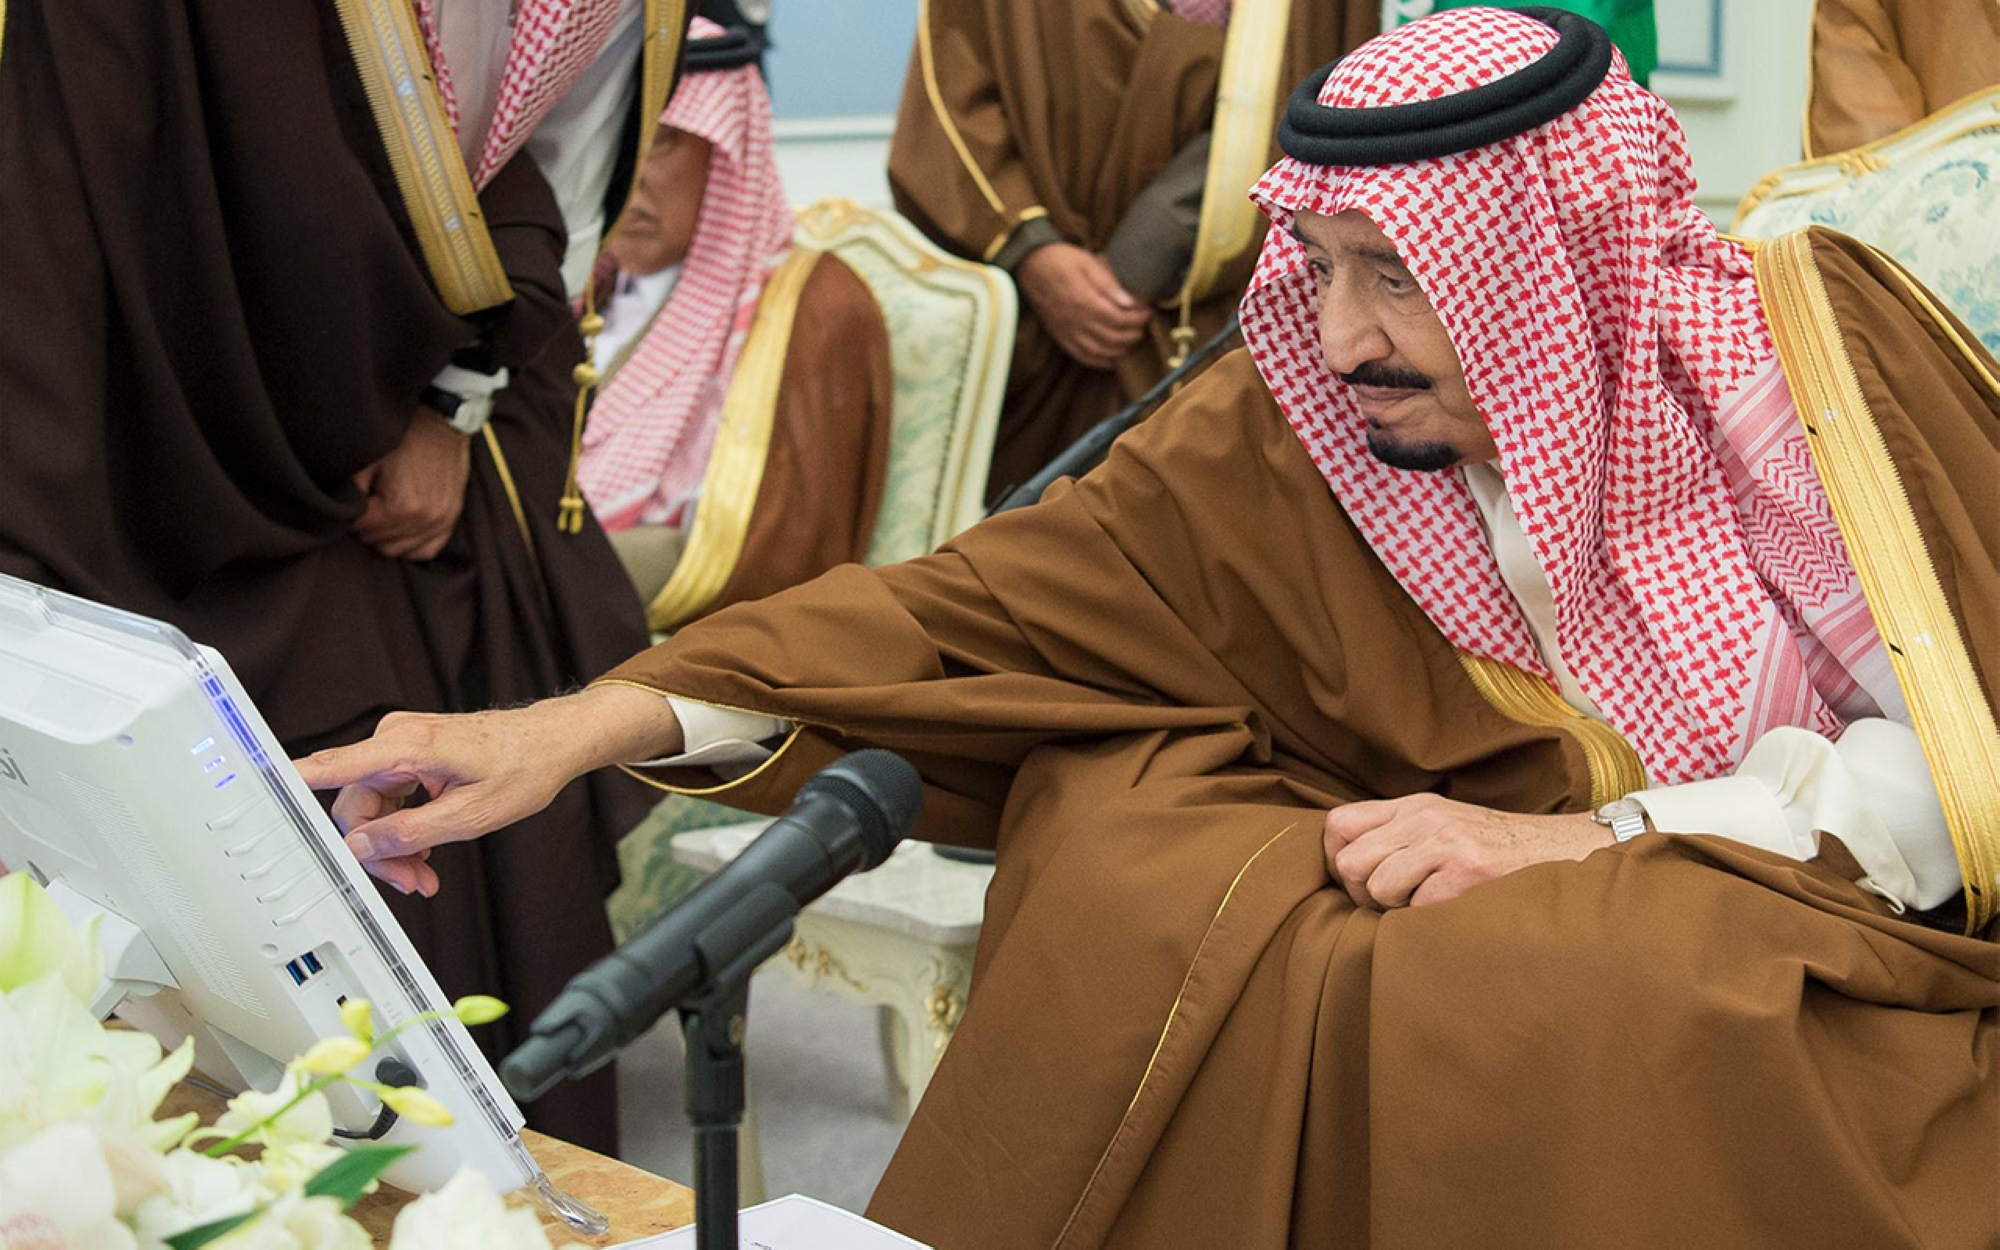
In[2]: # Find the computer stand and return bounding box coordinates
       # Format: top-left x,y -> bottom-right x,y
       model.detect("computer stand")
680,981 -> 753,1250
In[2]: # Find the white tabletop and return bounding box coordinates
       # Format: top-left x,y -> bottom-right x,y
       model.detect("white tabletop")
670,822 -> 992,946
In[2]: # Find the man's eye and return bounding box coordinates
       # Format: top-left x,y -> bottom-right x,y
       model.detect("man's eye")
1382,274 -> 1416,296
1307,259 -> 1332,281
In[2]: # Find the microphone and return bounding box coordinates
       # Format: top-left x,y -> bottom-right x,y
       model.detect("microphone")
500,750 -> 924,1101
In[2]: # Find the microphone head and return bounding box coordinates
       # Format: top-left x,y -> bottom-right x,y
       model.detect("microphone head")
799,750 -> 924,868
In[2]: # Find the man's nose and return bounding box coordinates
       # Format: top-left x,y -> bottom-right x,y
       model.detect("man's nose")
1316,288 -> 1393,377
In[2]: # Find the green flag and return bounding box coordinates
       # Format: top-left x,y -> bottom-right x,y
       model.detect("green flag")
1390,1 -> 1659,87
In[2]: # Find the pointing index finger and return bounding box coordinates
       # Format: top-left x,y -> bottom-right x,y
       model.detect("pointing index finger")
292,737 -> 414,792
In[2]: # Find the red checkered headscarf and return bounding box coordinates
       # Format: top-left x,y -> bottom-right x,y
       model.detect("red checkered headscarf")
415,0 -> 628,190
1241,7 -> 1889,784
1170,0 -> 1234,23
576,18 -> 795,530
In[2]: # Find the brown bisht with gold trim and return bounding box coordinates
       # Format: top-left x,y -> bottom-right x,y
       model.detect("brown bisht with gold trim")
615,246 -> 896,631
887,0 -> 1375,494
593,230 -> 1999,1247
0,0 -> 688,1152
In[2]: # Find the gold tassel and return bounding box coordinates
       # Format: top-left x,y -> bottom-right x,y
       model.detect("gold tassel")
559,280 -> 605,535
1165,289 -> 1197,372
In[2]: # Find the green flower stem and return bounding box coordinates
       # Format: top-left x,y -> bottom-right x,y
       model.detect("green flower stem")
198,1007 -> 462,1158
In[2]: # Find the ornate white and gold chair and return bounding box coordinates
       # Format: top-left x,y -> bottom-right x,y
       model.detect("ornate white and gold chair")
1734,87 -> 2000,355
794,196 -> 1016,566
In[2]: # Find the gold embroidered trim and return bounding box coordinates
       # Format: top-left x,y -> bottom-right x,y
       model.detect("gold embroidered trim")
1,0 -> 9,72
1172,0 -> 1290,311
608,0 -> 690,236
1117,0 -> 1162,32
588,679 -> 815,796
916,0 -> 1011,220
479,425 -> 537,562
1054,821 -> 1303,1250
1455,653 -> 1647,810
1799,0 -> 1824,160
1741,84 -> 2000,227
1756,230 -> 2000,934
329,0 -> 514,315
645,248 -> 824,631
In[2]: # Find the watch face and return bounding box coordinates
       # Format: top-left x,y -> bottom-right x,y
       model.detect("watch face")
736,0 -> 771,24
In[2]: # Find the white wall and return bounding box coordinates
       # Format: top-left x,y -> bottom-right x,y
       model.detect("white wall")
1650,0 -> 1817,221
774,117 -> 895,209
766,1 -> 909,207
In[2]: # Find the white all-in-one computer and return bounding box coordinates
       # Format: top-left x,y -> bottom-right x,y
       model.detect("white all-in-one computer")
0,572 -> 600,1231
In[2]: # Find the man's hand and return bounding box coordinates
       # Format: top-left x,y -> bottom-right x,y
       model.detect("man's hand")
1323,794 -> 1613,911
1016,243 -> 1152,370
294,685 -> 685,896
354,409 -> 472,562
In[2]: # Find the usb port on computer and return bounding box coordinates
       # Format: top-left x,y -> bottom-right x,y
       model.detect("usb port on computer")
285,960 -> 306,986
301,951 -> 322,976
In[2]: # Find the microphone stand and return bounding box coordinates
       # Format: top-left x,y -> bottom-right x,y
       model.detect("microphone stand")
680,984 -> 751,1250
676,883 -> 799,1250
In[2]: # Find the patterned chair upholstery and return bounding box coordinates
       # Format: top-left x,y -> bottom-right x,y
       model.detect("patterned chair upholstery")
608,199 -> 1018,939
1734,87 -> 2000,355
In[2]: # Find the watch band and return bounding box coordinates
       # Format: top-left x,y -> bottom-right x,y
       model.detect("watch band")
1592,797 -> 1651,843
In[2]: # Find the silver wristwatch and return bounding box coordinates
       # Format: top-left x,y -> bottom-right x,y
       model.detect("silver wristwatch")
1591,797 -> 1650,842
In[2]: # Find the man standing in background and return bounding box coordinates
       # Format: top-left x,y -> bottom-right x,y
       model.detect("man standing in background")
0,0 -> 688,1152
889,0 -> 1376,496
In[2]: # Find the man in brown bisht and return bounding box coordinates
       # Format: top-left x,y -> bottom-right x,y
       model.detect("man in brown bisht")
576,20 -> 893,632
891,0 -> 1376,495
1806,0 -> 2000,156
303,9 -> 1999,1245
0,0 -> 693,1152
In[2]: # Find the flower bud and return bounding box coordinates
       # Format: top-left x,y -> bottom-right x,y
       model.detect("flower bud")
452,995 -> 509,1027
380,1086 -> 454,1128
298,1036 -> 372,1076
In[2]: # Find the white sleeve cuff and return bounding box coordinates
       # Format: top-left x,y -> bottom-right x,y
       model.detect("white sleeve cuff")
1632,723 -> 1961,914
1630,773 -> 1814,862
632,697 -> 791,772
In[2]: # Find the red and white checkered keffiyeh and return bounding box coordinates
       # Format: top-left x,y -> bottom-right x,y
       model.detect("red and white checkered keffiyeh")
414,0 -> 628,190
1240,7 -> 1888,784
576,19 -> 795,531
1169,0 -> 1234,24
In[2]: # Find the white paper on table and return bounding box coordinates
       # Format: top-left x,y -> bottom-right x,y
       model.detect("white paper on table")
615,1194 -> 933,1250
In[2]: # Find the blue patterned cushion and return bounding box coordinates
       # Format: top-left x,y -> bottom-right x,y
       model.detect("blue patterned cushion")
1735,96 -> 2000,355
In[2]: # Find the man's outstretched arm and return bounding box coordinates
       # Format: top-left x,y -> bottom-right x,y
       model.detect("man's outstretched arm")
293,684 -> 685,896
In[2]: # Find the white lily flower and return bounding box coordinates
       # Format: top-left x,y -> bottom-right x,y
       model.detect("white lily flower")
130,1148 -> 270,1245
210,1069 -> 335,1153
252,1139 -> 346,1197
0,979 -> 194,1155
0,1123 -> 140,1250
210,1191 -> 369,1250
0,874 -> 102,1001
387,1168 -> 551,1250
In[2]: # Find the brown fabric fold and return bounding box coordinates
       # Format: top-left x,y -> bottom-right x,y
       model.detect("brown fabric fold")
596,234 -> 2000,1243
0,0 -> 652,1151
702,253 -> 895,616
1806,0 -> 2000,156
